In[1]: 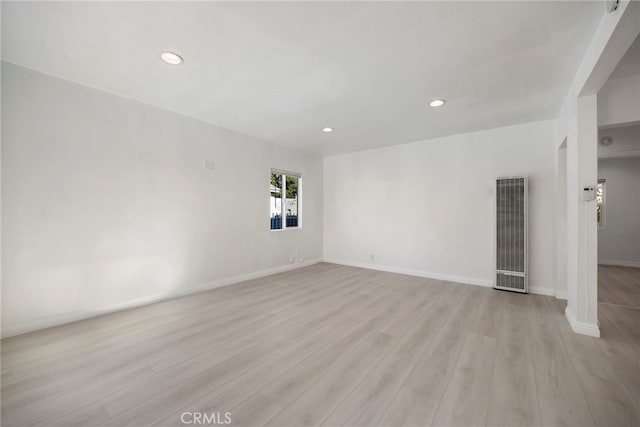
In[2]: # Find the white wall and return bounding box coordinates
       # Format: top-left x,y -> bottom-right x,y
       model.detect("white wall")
555,142 -> 568,299
598,124 -> 640,157
1,62 -> 323,336
598,157 -> 640,266
324,120 -> 556,295
598,72 -> 640,127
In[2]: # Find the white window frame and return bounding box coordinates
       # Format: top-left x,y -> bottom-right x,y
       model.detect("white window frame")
270,169 -> 302,232
597,179 -> 606,229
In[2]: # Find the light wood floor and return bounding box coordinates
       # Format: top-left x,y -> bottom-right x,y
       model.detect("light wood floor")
598,264 -> 640,309
1,263 -> 638,426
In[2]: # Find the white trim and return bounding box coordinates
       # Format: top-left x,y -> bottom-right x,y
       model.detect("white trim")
565,305 -> 600,337
598,149 -> 640,159
553,140 -> 569,306
598,120 -> 640,130
325,259 -> 555,296
270,168 -> 301,178
326,259 -> 557,297
1,258 -> 322,339
325,258 -> 492,288
598,259 -> 640,268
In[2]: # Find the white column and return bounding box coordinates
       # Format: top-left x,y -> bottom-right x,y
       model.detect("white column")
566,94 -> 600,337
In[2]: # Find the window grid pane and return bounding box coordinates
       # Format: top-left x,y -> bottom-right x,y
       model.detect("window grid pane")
285,176 -> 299,228
270,173 -> 282,230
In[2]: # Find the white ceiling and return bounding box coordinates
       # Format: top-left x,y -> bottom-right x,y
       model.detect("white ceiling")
2,1 -> 604,156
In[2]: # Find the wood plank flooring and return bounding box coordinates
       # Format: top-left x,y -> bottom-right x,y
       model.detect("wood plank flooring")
1,263 -> 638,426
598,264 -> 640,309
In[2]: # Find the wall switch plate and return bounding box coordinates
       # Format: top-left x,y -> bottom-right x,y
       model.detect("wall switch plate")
582,186 -> 596,201
204,160 -> 214,170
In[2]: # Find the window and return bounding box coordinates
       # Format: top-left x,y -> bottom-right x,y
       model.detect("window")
270,170 -> 301,230
597,179 -> 606,228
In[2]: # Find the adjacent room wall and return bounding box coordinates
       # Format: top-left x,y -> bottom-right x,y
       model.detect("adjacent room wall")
1,62 -> 323,337
598,124 -> 640,157
598,157 -> 640,266
598,72 -> 640,127
324,120 -> 556,295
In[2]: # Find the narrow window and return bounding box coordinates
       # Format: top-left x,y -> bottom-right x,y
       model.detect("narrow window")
270,173 -> 283,230
270,170 -> 301,230
596,179 -> 606,228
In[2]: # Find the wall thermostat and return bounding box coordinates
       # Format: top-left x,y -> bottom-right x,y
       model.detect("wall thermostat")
582,186 -> 596,201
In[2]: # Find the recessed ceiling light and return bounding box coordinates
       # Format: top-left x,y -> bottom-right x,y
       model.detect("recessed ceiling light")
429,99 -> 446,107
160,51 -> 183,65
322,127 -> 334,133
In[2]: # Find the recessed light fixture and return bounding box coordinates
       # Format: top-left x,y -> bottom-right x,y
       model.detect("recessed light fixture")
160,51 -> 183,65
322,127 -> 334,133
429,99 -> 446,107
599,136 -> 614,146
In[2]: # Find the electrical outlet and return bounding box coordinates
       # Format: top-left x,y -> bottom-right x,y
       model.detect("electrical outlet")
299,258 -> 304,263
289,255 -> 295,263
370,254 -> 375,261
204,160 -> 214,171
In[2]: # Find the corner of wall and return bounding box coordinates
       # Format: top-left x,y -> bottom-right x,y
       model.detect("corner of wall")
565,304 -> 600,337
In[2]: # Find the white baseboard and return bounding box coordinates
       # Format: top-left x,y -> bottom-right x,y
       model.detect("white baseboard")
529,286 -> 556,296
555,290 -> 568,300
598,259 -> 640,268
324,258 -> 493,288
326,259 -> 557,297
1,258 -> 322,339
565,305 -> 600,337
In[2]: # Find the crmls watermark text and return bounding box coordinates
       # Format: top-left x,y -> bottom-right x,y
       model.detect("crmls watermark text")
181,412 -> 232,425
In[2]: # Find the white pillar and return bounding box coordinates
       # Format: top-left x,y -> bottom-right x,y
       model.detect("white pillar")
565,94 -> 599,337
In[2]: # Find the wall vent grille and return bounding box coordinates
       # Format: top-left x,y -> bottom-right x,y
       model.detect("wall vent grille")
495,177 -> 528,293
